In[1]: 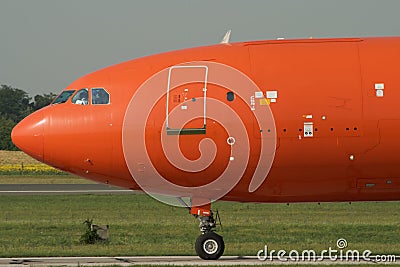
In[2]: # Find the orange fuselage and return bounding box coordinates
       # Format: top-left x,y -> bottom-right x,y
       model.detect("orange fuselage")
12,37 -> 400,203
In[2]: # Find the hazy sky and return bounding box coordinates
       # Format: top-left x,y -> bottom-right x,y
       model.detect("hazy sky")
2,0 -> 400,96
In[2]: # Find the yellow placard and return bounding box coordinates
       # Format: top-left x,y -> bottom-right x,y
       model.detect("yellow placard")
259,98 -> 270,105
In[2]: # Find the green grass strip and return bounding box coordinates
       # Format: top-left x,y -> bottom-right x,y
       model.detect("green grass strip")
0,194 -> 399,257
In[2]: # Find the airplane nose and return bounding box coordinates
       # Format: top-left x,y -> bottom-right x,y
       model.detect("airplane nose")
11,109 -> 47,162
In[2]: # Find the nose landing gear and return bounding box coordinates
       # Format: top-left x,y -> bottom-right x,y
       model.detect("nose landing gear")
195,227 -> 224,260
191,207 -> 224,260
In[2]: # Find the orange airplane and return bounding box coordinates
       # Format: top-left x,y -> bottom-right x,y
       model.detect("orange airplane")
11,35 -> 400,260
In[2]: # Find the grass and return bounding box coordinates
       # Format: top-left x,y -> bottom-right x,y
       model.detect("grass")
0,150 -> 42,165
0,150 -> 90,183
0,194 -> 399,258
0,150 -> 66,175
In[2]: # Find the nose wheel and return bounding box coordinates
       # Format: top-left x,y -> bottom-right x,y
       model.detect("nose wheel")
195,232 -> 225,260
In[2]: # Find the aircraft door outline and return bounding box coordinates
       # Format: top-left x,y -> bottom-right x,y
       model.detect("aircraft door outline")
166,65 -> 208,135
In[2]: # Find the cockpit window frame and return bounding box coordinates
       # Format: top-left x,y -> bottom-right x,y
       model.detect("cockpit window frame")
71,88 -> 89,105
91,87 -> 110,105
52,90 -> 76,105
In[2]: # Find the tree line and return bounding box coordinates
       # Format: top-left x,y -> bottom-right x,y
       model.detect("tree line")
0,85 -> 57,150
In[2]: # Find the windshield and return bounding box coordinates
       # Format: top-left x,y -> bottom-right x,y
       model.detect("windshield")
72,88 -> 89,105
92,88 -> 110,105
52,90 -> 76,104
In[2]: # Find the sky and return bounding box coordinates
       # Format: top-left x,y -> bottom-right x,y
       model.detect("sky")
1,0 -> 400,96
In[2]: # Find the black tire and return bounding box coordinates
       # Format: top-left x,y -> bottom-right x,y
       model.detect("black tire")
195,232 -> 225,260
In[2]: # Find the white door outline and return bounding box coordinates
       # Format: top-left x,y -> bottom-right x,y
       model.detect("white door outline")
165,65 -> 208,135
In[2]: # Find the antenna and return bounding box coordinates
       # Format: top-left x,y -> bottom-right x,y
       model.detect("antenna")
220,30 -> 231,44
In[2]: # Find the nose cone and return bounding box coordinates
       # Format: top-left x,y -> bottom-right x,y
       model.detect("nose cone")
11,109 -> 47,162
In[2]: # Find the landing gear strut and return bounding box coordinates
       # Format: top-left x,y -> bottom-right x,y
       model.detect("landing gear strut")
192,208 -> 224,260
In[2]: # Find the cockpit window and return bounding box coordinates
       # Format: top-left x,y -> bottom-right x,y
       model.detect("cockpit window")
92,88 -> 110,105
72,88 -> 89,105
52,90 -> 75,104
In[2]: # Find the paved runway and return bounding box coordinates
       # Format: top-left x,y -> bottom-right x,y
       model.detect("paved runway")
1,256 -> 262,266
0,184 -> 133,195
0,256 -> 396,266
